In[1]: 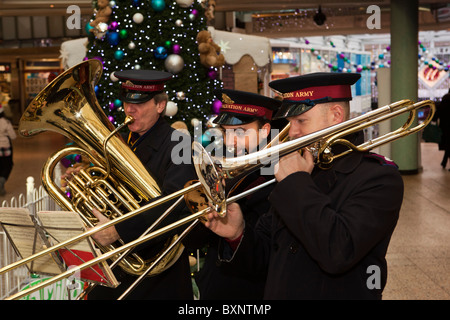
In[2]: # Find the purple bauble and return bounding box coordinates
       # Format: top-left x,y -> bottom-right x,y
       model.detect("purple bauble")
212,99 -> 222,114
172,44 -> 181,54
207,69 -> 217,79
60,158 -> 71,168
92,56 -> 104,64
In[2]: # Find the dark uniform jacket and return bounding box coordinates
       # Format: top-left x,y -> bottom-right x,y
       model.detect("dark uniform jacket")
89,118 -> 198,300
219,132 -> 403,299
194,170 -> 274,300
437,93 -> 450,152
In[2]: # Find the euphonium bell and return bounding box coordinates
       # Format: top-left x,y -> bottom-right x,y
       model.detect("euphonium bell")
18,59 -> 184,277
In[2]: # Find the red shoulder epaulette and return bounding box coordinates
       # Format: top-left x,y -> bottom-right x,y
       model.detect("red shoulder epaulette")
364,152 -> 399,169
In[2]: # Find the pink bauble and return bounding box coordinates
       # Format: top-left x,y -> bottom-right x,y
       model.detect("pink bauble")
109,21 -> 119,31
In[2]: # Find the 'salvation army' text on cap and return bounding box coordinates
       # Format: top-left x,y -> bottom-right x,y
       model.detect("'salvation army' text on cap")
115,69 -> 173,104
269,72 -> 361,120
213,89 -> 282,126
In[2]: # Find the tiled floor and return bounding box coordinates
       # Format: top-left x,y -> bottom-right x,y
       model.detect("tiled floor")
1,131 -> 449,300
383,142 -> 450,300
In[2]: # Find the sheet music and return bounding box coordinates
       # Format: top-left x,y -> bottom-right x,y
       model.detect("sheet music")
37,211 -> 87,251
0,208 -> 118,287
0,208 -> 61,275
36,211 -> 118,287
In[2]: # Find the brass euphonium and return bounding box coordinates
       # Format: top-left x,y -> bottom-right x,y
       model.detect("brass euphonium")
18,59 -> 184,277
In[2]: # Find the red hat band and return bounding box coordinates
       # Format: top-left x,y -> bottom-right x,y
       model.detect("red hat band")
282,85 -> 351,101
220,104 -> 273,120
122,81 -> 165,92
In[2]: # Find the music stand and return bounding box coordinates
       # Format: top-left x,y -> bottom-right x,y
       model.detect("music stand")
0,208 -> 119,289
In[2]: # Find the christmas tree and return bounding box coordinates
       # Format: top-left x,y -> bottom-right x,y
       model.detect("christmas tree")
84,0 -> 223,133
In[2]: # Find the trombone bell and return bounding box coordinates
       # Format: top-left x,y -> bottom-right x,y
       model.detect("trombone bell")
192,142 -> 226,216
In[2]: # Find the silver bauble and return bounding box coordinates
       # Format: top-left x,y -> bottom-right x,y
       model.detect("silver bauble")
165,101 -> 178,117
176,0 -> 194,8
133,13 -> 144,24
164,54 -> 184,74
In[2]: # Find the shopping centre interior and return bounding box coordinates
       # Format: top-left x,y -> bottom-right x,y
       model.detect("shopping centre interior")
1,0 -> 450,125
0,0 -> 449,300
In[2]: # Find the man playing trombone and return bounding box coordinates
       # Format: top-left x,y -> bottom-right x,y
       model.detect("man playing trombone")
204,72 -> 404,299
191,89 -> 283,300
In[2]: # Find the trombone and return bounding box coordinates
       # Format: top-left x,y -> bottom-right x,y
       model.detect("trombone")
1,98 -> 435,300
192,99 -> 435,216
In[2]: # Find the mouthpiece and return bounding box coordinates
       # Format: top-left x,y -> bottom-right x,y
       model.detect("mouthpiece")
125,116 -> 135,125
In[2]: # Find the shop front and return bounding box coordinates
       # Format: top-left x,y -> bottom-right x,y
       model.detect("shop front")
270,40 -> 372,115
0,47 -> 63,126
269,39 -> 375,142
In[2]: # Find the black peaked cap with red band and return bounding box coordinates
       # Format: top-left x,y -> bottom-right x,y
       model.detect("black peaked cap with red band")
269,72 -> 361,120
115,69 -> 173,104
213,89 -> 282,126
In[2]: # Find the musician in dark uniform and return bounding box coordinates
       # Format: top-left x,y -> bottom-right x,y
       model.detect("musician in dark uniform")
204,73 -> 404,299
192,89 -> 283,300
88,70 -> 197,300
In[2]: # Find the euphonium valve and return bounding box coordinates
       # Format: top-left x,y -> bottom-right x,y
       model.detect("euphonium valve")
18,59 -> 184,277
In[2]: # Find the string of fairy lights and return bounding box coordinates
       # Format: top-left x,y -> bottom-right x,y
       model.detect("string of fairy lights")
301,38 -> 450,74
